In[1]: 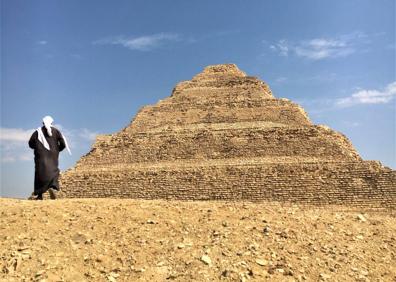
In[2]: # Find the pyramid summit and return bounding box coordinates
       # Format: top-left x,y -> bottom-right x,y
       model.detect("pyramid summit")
61,64 -> 395,208
193,63 -> 248,77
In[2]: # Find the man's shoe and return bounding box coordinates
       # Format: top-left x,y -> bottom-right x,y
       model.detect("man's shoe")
48,187 -> 58,200
28,193 -> 37,200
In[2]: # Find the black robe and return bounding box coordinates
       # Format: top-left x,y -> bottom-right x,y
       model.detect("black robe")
28,126 -> 66,195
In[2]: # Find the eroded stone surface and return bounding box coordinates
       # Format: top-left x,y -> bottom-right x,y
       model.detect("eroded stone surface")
60,64 -> 396,208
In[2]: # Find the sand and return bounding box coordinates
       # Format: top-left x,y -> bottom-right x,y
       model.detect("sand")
1,198 -> 395,281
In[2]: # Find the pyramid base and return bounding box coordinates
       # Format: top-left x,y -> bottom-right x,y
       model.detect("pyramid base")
61,159 -> 395,209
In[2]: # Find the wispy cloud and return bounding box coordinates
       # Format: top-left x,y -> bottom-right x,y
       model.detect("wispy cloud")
0,128 -> 35,162
0,126 -> 98,163
274,77 -> 288,84
93,33 -> 180,51
269,32 -> 369,60
295,38 -> 354,60
0,128 -> 34,142
342,121 -> 361,127
78,128 -> 98,141
336,81 -> 396,107
270,40 -> 289,57
52,126 -> 98,147
37,40 -> 48,45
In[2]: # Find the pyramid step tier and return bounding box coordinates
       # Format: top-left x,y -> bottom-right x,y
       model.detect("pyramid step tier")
129,98 -> 310,131
61,160 -> 396,209
78,125 -> 360,167
171,80 -> 273,99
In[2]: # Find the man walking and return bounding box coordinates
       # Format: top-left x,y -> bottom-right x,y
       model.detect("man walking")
28,116 -> 71,200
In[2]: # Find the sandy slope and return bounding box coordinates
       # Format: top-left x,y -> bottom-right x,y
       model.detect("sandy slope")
0,198 -> 395,281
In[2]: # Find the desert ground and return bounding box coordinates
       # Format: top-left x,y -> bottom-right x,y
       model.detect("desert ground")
1,198 -> 395,282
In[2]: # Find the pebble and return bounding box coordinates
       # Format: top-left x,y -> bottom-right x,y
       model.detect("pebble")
360,270 -> 369,276
177,243 -> 185,249
35,270 -> 46,277
107,275 -> 117,282
356,214 -> 367,222
255,259 -> 268,266
201,255 -> 212,265
319,273 -> 331,280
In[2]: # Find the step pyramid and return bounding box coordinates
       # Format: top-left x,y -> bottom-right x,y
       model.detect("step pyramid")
61,64 -> 395,208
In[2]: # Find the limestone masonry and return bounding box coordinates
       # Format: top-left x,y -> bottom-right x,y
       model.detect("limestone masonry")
60,64 -> 395,208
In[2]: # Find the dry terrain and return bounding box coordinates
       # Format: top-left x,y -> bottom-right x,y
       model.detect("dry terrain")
1,198 -> 395,281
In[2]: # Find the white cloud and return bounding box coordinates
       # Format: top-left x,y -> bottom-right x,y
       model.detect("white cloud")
0,128 -> 35,162
37,40 -> 48,45
0,126 -> 98,163
295,38 -> 354,60
55,126 -> 97,148
342,121 -> 361,127
336,81 -> 396,107
79,128 -> 98,141
269,32 -> 368,60
0,128 -> 35,142
270,40 -> 289,56
93,33 -> 180,51
2,156 -> 16,163
275,77 -> 287,83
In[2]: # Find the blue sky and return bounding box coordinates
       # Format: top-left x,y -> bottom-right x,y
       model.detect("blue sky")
1,0 -> 395,198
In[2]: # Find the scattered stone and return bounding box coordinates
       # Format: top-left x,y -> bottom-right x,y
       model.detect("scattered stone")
35,270 -> 46,277
177,243 -> 185,249
0,197 -> 395,281
71,232 -> 88,244
201,255 -> 212,266
107,275 -> 117,282
356,214 -> 367,222
319,273 -> 331,280
356,235 -> 364,240
361,270 -> 369,276
255,259 -> 268,266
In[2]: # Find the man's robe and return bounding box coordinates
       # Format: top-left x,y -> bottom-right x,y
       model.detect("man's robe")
28,126 -> 66,195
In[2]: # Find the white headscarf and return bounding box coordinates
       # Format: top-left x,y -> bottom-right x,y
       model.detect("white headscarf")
43,115 -> 54,136
37,127 -> 50,151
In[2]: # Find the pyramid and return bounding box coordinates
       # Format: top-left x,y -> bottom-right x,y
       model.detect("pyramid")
61,64 -> 395,208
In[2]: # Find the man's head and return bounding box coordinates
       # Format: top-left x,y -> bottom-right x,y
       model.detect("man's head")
42,116 -> 54,136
